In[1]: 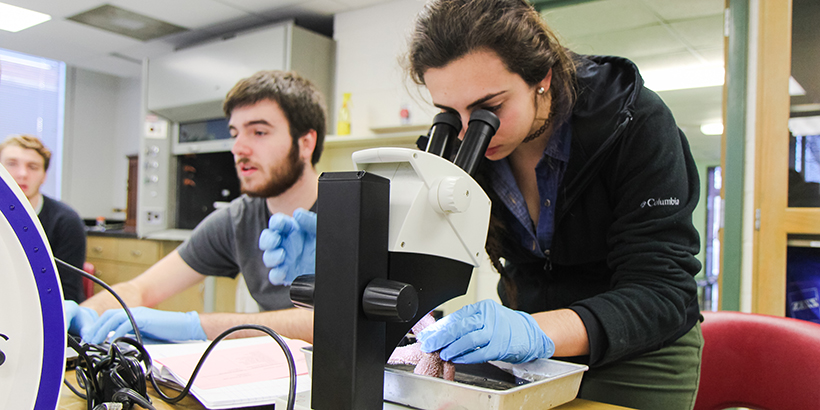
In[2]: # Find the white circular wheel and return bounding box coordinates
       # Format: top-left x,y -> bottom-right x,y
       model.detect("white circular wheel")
0,164 -> 64,410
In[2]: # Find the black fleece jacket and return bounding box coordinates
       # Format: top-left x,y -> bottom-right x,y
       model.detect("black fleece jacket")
492,55 -> 702,367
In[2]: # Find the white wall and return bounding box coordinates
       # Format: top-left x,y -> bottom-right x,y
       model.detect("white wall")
112,77 -> 142,218
332,0 -> 437,137
62,67 -> 140,221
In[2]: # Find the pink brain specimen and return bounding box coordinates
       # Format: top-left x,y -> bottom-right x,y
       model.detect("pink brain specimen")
388,312 -> 455,381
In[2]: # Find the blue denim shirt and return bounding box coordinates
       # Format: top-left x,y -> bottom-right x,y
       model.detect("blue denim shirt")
488,122 -> 572,258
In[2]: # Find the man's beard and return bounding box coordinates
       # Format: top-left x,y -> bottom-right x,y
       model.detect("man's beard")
239,140 -> 305,198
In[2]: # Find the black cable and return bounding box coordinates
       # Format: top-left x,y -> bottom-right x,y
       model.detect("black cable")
112,389 -> 156,409
56,258 -> 144,346
57,257 -> 299,410
67,332 -> 154,410
147,324 -> 298,410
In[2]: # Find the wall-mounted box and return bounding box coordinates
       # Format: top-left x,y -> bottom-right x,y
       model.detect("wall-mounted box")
146,20 -> 334,125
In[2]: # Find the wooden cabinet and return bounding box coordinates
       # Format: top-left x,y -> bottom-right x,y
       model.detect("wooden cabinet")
86,235 -> 239,313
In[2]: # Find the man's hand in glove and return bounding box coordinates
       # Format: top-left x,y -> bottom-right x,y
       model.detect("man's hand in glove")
83,307 -> 207,343
259,208 -> 317,286
64,300 -> 99,337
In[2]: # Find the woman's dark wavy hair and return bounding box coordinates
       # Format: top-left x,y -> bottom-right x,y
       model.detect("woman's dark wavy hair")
406,0 -> 577,307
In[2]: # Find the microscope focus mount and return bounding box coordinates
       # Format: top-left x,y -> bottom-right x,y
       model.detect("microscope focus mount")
292,110 -> 499,409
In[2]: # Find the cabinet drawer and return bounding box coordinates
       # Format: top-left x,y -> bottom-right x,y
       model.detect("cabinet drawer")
87,237 -> 118,261
156,283 -> 205,313
87,259 -> 141,294
116,239 -> 159,264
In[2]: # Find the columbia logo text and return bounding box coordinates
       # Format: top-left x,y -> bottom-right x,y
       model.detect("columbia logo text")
640,197 -> 680,208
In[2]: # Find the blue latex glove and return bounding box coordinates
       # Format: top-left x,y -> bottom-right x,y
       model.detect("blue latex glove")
82,307 -> 207,344
417,299 -> 555,364
63,300 -> 99,337
259,208 -> 317,286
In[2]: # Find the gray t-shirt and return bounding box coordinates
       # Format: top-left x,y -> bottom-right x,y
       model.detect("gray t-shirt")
177,195 -> 293,311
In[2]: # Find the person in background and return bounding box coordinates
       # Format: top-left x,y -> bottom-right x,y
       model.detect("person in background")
0,134 -> 87,303
261,1 -> 703,409
66,70 -> 323,344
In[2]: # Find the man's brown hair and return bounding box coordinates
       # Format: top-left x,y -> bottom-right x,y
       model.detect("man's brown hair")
0,134 -> 52,170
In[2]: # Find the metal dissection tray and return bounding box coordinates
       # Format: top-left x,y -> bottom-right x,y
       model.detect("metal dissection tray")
383,359 -> 588,410
302,347 -> 587,410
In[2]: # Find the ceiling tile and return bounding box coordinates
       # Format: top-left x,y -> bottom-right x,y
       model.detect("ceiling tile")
630,45 -> 723,72
690,46 -> 724,65
542,0 -> 659,39
215,0 -> 304,13
657,86 -> 724,125
668,14 -> 725,49
568,24 -> 686,60
0,19 -> 142,65
115,41 -> 176,62
333,0 -> 406,10
640,0 -> 724,21
2,0 -> 102,18
108,0 -> 251,29
630,51 -> 704,72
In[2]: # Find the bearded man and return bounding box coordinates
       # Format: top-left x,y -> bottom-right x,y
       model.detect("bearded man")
67,71 -> 323,343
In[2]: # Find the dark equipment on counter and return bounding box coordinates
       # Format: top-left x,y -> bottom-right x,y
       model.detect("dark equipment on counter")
291,109 -> 499,409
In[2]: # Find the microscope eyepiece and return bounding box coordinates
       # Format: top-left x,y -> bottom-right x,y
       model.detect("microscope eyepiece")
468,109 -> 501,131
453,109 -> 500,176
425,111 -> 462,159
433,111 -> 462,129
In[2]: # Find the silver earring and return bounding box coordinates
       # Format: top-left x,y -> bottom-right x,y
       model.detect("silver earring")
537,87 -> 545,95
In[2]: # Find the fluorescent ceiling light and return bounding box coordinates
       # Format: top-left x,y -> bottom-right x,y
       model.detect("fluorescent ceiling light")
0,54 -> 53,70
789,76 -> 807,96
789,116 -> 820,137
642,65 -> 725,92
700,123 -> 724,136
0,2 -> 51,33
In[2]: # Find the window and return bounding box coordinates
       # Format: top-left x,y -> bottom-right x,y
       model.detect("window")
0,47 -> 66,198
701,166 -> 721,311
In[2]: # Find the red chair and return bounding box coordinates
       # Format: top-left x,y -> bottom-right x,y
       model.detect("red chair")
694,310 -> 820,410
82,262 -> 96,299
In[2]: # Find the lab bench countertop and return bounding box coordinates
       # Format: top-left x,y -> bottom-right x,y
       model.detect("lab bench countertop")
59,370 -> 633,410
86,228 -> 139,238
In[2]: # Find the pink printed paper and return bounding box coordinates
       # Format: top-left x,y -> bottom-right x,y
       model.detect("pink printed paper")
155,339 -> 310,390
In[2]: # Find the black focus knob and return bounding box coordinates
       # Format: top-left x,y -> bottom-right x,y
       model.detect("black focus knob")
362,278 -> 418,322
289,275 -> 316,310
